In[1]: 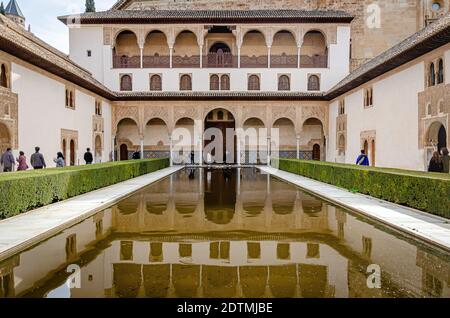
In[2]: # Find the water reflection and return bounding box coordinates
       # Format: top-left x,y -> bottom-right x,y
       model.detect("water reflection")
0,168 -> 449,298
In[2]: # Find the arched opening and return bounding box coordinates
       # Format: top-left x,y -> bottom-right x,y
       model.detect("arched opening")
69,139 -> 76,166
204,170 -> 237,225
0,64 -> 8,88
308,75 -> 320,91
221,74 -> 230,91
301,31 -> 328,68
278,75 -> 290,91
143,30 -> 170,68
207,42 -> 234,68
204,108 -> 236,164
180,74 -> 192,91
438,125 -> 447,151
241,30 -> 268,68
173,31 -> 200,68
113,30 -> 140,68
271,179 -> 296,215
429,63 -> 436,86
273,118 -> 296,159
173,117 -> 196,164
113,264 -> 142,298
302,118 -> 325,161
174,169 -> 200,214
313,144 -> 321,161
363,140 -> 369,156
117,118 -> 139,160
243,117 -> 266,164
202,266 -> 237,297
338,134 -> 346,156
437,59 -> 444,84
0,123 -> 11,157
120,75 -> 132,91
95,135 -> 102,163
271,30 -> 297,67
62,139 -> 67,161
241,169 -> 267,215
248,74 -> 260,91
119,144 -> 128,161
149,74 -> 162,91
172,264 -> 201,297
210,74 -> 220,91
269,265 -> 297,297
143,265 -> 171,298
145,118 -> 169,160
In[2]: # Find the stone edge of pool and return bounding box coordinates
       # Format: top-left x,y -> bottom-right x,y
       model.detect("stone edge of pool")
259,166 -> 450,253
0,166 -> 183,263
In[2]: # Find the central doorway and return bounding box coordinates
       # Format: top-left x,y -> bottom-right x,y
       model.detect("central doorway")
204,108 -> 236,164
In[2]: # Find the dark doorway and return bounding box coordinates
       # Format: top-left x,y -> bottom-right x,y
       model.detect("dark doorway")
204,109 -> 236,164
312,144 -> 321,161
438,125 -> 447,152
120,144 -> 128,161
70,139 -> 75,166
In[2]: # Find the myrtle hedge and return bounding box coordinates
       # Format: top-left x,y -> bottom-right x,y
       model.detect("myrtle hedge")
272,158 -> 450,218
0,158 -> 169,219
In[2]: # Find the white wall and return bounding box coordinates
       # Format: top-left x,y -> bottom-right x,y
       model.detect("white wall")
69,26 -> 105,83
69,25 -> 350,93
11,63 -> 112,168
327,62 -> 426,170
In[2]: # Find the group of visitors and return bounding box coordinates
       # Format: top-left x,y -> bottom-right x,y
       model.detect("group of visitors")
428,148 -> 450,173
0,147 -> 95,173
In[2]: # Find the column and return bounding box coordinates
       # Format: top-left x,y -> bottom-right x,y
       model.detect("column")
112,136 -> 116,162
267,46 -> 271,68
236,133 -> 241,166
169,135 -> 173,166
267,136 -> 271,166
199,45 -> 203,68
169,47 -> 174,68
140,48 -> 144,69
297,46 -> 301,68
296,136 -> 300,159
237,47 -> 241,68
140,136 -> 144,159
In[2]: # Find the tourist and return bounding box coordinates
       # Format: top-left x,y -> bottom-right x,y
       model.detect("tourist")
84,148 -> 93,165
1,148 -> 15,172
428,151 -> 443,173
16,151 -> 28,171
53,152 -> 65,168
441,148 -> 450,173
356,150 -> 369,166
132,149 -> 141,160
30,147 -> 46,170
190,151 -> 195,164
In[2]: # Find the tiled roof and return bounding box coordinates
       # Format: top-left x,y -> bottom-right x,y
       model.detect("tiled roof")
5,0 -> 24,19
327,14 -> 450,100
58,9 -> 354,25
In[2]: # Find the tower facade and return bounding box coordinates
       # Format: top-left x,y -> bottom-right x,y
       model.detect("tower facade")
5,0 -> 25,27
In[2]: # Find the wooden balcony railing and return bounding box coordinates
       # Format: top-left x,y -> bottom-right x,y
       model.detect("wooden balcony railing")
112,55 -> 140,69
300,55 -> 328,68
240,55 -> 269,68
270,54 -> 298,68
205,53 -> 237,68
143,55 -> 170,68
172,55 -> 201,68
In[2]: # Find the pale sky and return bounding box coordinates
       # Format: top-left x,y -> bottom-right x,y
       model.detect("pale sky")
4,0 -> 117,53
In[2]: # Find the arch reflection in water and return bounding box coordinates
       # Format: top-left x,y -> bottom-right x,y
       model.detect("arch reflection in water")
204,169 -> 237,224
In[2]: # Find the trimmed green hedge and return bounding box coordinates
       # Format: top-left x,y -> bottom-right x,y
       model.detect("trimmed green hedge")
272,158 -> 450,218
0,158 -> 169,219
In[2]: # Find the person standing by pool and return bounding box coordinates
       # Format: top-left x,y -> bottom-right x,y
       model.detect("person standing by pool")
54,152 -> 65,168
1,148 -> 15,172
84,148 -> 93,165
428,151 -> 443,173
16,151 -> 28,171
30,147 -> 46,170
441,148 -> 450,173
356,150 -> 369,166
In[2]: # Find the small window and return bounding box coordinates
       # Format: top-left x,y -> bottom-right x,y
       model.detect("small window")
65,87 -> 75,109
217,110 -> 224,120
87,50 -> 92,57
0,64 -> 8,88
248,74 -> 260,91
221,74 -> 230,91
120,74 -> 132,91
437,59 -> 444,84
364,87 -> 373,107
339,99 -> 345,115
210,74 -> 220,91
278,75 -> 290,91
150,74 -> 162,91
180,74 -> 192,91
427,103 -> 432,116
429,63 -> 436,86
307,75 -> 320,91
95,100 -> 102,116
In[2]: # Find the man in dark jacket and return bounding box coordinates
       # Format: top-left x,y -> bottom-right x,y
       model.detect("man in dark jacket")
356,150 -> 370,166
30,147 -> 46,169
1,148 -> 15,172
84,148 -> 94,164
442,148 -> 450,173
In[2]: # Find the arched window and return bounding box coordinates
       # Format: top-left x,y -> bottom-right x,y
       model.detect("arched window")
221,74 -> 230,91
180,74 -> 192,91
278,75 -> 290,91
368,87 -> 373,106
120,75 -> 132,91
69,91 -> 74,107
427,103 -> 432,116
210,74 -> 220,91
248,75 -> 260,91
0,64 -> 7,88
307,75 -> 320,91
150,74 -> 162,91
437,59 -> 444,84
65,89 -> 69,107
339,100 -> 345,115
429,63 -> 436,86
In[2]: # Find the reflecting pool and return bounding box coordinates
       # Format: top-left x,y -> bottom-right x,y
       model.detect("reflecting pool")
1,168 -> 449,298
